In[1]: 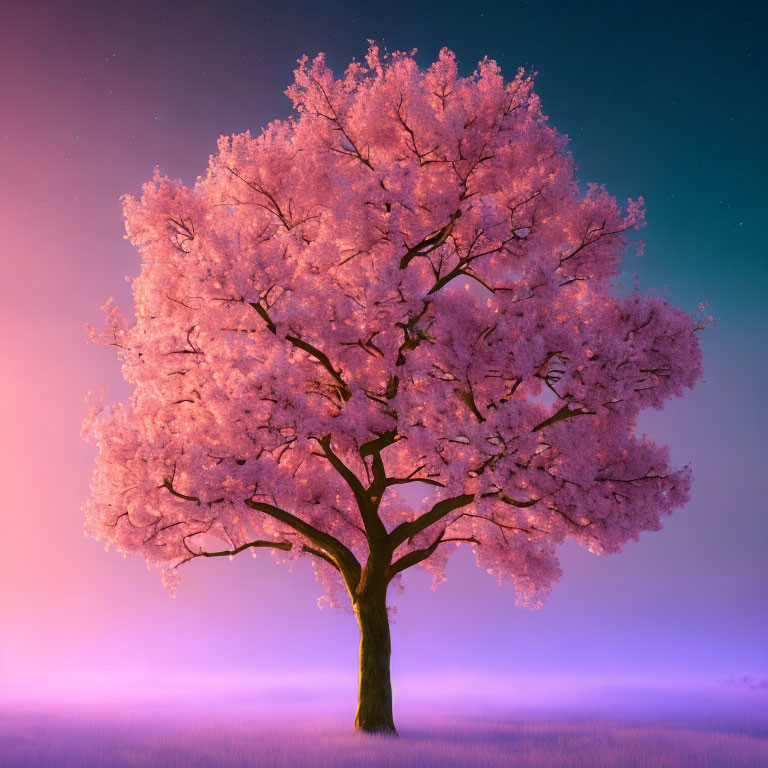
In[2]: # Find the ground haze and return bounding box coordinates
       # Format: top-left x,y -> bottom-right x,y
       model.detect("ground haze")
2,685 -> 765,767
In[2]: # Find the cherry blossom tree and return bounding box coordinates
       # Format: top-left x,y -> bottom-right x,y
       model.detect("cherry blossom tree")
83,45 -> 708,734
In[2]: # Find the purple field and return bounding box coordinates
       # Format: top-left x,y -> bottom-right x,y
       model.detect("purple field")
3,689 -> 767,767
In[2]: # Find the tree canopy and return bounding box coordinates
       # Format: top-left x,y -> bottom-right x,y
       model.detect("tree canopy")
84,45 -> 707,612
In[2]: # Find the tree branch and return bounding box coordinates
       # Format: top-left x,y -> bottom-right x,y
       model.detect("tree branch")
161,478 -> 202,505
388,493 -> 475,551
244,498 -> 361,589
248,302 -> 352,401
389,529 -> 446,576
159,475 -> 360,584
559,222 -> 632,265
359,430 -> 399,458
388,529 -> 482,579
177,537 -> 342,575
301,545 -> 342,572
194,539 -> 292,558
531,404 -> 595,432
384,475 -> 446,489
452,511 -> 539,536
496,491 -> 540,508
285,335 -> 352,400
454,387 -> 486,423
399,210 -> 462,269
440,536 -> 482,545
315,435 -> 388,546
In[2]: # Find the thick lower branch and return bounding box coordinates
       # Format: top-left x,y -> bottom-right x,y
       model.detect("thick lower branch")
389,529 -> 446,576
388,493 -> 475,551
301,545 -> 342,571
160,461 -> 361,587
244,498 -> 361,589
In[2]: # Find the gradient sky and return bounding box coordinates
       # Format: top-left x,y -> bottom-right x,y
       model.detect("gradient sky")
1,0 -> 766,704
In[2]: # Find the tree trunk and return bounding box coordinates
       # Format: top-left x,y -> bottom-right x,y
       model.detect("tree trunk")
354,584 -> 397,734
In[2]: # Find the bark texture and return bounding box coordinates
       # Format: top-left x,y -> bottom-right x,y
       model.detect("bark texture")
354,584 -> 396,734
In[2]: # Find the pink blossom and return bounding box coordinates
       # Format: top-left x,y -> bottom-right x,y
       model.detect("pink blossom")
84,45 -> 706,612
